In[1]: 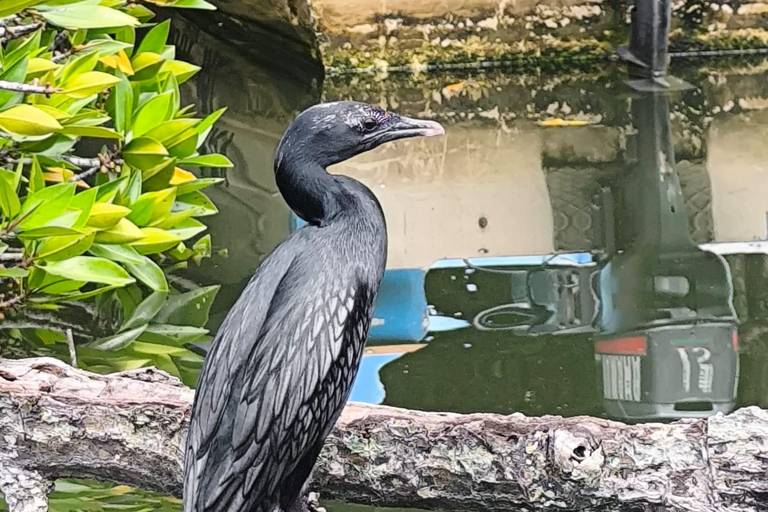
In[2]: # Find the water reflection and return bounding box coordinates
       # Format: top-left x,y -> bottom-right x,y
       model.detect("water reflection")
326,68 -> 768,422
164,15 -> 768,422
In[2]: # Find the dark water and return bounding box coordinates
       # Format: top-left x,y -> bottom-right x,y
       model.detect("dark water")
6,13 -> 768,512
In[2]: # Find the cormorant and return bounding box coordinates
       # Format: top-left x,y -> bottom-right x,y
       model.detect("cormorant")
183,101 -> 444,512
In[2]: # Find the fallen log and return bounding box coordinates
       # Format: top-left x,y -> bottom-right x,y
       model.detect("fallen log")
0,357 -> 766,512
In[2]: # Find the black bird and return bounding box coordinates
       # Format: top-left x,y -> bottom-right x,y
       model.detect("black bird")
183,101 -> 444,512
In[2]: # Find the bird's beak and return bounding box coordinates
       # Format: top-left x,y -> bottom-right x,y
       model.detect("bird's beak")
368,116 -> 445,146
389,116 -> 445,139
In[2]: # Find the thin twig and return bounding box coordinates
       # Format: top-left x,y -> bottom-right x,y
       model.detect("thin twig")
0,21 -> 44,43
0,80 -> 61,96
65,328 -> 78,368
0,16 -> 21,28
68,166 -> 100,182
0,294 -> 24,310
61,155 -> 100,169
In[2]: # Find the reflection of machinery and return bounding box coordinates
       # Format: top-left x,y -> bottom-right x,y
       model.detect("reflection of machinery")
591,91 -> 739,420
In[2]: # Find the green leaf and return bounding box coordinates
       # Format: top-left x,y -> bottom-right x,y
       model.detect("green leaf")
42,256 -> 135,286
131,93 -> 173,137
130,51 -> 165,81
173,190 -> 217,217
123,137 -> 168,169
0,267 -> 29,278
179,154 -> 233,168
34,232 -> 95,261
127,188 -> 176,226
124,255 -> 168,292
121,291 -> 167,331
0,104 -> 62,137
175,177 -> 223,196
123,168 -> 143,205
154,285 -> 218,327
32,283 -> 123,303
58,50 -> 100,85
129,227 -> 180,254
0,173 -> 20,219
0,0 -> 44,17
0,56 -> 29,108
167,217 -> 206,240
160,60 -> 200,84
166,0 -> 216,9
137,19 -> 170,55
93,217 -> 145,243
69,187 -> 97,228
60,125 -> 123,139
29,156 -> 45,194
17,182 -> 75,231
143,119 -> 198,146
88,243 -> 144,264
137,324 -> 208,346
62,71 -> 121,99
192,234 -> 211,264
16,226 -> 82,239
87,325 -> 146,350
40,5 -> 140,30
194,107 -> 226,146
106,71 -> 133,133
86,202 -> 131,229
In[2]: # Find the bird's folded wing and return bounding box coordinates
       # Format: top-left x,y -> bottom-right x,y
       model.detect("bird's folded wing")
183,238 -> 362,512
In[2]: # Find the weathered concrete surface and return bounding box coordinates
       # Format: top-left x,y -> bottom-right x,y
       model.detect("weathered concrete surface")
324,58 -> 768,265
309,0 -> 768,72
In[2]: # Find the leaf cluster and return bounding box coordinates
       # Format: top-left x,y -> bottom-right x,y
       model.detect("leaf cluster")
0,0 -> 229,382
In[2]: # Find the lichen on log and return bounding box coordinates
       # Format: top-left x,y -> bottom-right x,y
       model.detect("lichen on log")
1,357 -> 767,512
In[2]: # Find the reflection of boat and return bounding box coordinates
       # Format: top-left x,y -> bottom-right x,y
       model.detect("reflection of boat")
595,325 -> 738,420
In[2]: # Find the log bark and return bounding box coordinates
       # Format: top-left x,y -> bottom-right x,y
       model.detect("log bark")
1,357 -> 767,512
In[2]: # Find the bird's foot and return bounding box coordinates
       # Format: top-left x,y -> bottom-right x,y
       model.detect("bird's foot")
306,492 -> 326,512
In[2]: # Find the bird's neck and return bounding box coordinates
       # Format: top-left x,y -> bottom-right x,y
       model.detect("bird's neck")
274,152 -> 342,226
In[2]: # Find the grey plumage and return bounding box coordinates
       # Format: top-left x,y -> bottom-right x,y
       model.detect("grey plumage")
183,102 -> 443,512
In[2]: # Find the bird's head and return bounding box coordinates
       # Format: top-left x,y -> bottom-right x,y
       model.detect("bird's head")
276,101 -> 444,169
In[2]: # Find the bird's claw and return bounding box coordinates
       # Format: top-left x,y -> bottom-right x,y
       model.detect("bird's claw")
306,492 -> 326,512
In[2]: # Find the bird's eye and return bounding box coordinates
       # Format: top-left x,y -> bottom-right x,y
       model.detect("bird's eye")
361,118 -> 379,132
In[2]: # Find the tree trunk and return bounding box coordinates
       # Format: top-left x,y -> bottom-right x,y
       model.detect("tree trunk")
1,357 -> 766,512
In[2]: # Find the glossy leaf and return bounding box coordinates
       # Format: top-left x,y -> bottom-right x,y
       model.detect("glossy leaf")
173,190 -> 217,217
35,232 -> 95,261
17,182 -> 75,231
137,19 -> 170,55
0,267 -> 29,278
42,256 -> 135,286
179,154 -> 233,168
16,226 -> 82,239
174,177 -> 223,196
154,285 -> 218,327
129,227 -> 181,254
62,71 -> 121,99
60,125 -> 123,139
0,0 -> 44,17
124,255 -> 168,292
131,93 -> 174,137
160,60 -> 200,84
87,325 -> 147,350
127,188 -> 176,226
40,5 -> 140,30
137,325 -> 208,346
123,137 -> 169,169
88,243 -> 144,264
93,217 -> 145,243
130,51 -> 165,81
0,173 -> 20,219
167,217 -> 206,240
86,202 -> 131,229
121,291 -> 167,330
0,104 -> 63,137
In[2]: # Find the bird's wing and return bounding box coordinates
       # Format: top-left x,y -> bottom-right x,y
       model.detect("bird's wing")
183,232 -> 367,512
